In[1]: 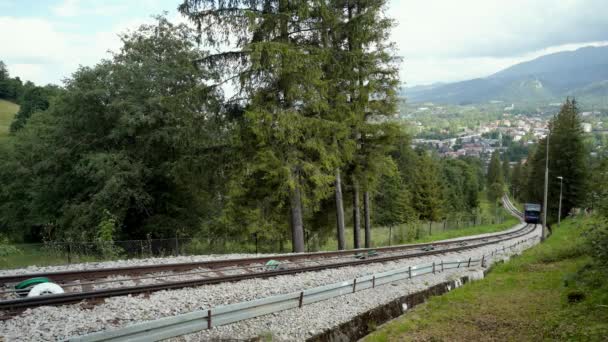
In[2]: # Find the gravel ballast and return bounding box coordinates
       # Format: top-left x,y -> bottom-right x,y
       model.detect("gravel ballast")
0,223 -> 540,341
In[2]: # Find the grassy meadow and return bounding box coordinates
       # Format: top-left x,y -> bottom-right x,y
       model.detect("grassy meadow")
0,99 -> 18,142
362,216 -> 608,341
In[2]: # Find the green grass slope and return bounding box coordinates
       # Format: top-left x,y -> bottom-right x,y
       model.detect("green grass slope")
0,99 -> 19,141
363,217 -> 608,341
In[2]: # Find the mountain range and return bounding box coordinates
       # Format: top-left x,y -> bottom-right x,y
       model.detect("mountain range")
404,46 -> 608,105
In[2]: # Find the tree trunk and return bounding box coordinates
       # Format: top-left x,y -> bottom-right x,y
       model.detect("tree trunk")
335,169 -> 346,250
290,183 -> 305,253
353,178 -> 361,249
364,191 -> 371,248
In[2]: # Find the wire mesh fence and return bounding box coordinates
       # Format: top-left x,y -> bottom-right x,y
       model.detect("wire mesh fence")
2,212 -> 508,269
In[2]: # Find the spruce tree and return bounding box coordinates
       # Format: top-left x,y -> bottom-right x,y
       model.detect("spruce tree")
511,161 -> 523,200
374,171 -> 413,234
180,0 -> 344,252
411,151 -> 443,221
547,98 -> 587,221
486,150 -> 504,203
525,99 -> 587,222
502,154 -> 510,185
318,0 -> 399,248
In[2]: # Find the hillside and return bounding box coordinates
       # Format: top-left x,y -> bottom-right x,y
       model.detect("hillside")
405,46 -> 608,105
0,99 -> 18,141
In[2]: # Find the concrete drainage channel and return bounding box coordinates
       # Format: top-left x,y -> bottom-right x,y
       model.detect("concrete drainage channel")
66,233 -> 537,342
308,276 -> 470,342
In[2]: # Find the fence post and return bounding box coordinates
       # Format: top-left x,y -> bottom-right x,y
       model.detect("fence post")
428,221 -> 432,236
147,234 -> 152,257
352,278 -> 357,293
408,266 -> 412,279
433,262 -> 436,274
174,233 -> 179,257
441,260 -> 444,272
467,257 -> 471,267
443,219 -> 446,231
67,242 -> 72,264
207,309 -> 212,329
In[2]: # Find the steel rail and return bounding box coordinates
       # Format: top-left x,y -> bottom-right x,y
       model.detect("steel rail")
503,195 -> 523,218
0,240 -> 478,296
68,234 -> 539,342
0,206 -> 524,286
0,223 -> 535,311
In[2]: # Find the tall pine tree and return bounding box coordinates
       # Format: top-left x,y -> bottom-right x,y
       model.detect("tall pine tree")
486,150 -> 504,203
180,0 -> 345,252
318,0 -> 399,248
411,151 -> 443,221
547,98 -> 587,221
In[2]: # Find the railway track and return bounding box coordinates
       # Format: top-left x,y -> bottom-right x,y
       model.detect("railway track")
0,195 -> 524,289
502,195 -> 524,218
0,196 -> 528,313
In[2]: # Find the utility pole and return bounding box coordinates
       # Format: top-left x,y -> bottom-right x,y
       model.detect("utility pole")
542,132 -> 550,242
557,176 -> 563,226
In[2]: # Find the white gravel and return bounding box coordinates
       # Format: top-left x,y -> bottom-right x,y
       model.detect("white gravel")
0,253 -> 280,277
0,223 -> 540,342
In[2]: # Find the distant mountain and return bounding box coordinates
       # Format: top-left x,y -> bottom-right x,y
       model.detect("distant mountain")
404,46 -> 608,105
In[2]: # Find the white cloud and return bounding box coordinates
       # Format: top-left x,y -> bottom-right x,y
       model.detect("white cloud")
0,16 -> 72,63
52,0 -> 79,17
8,63 -> 47,83
390,0 -> 607,59
402,41 -> 608,86
52,0 -> 130,18
0,15 -> 153,85
3,1 -> 607,86
390,0 -> 608,85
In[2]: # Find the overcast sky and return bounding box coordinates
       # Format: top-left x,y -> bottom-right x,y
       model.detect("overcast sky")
1,0 -> 607,86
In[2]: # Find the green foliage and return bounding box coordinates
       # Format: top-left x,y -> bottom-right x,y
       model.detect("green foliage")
525,98 -> 588,223
0,16 -> 226,241
583,217 -> 608,266
95,209 -> 123,259
0,99 -> 18,141
501,154 -> 510,184
0,60 -> 24,102
0,8 -> 497,252
362,217 -> 608,342
374,171 -> 414,227
440,158 -> 481,213
588,156 -> 608,213
10,83 -> 60,132
0,235 -> 19,259
179,0 -> 400,251
510,161 -> 524,200
410,151 -> 444,221
97,209 -> 118,242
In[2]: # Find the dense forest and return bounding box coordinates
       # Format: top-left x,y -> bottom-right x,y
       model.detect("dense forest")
0,2 -> 487,252
0,1 -> 596,253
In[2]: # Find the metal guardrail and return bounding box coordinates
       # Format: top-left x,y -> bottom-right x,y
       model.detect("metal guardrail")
67,233 -> 538,342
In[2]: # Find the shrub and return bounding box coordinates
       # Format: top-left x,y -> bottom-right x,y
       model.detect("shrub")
95,209 -> 124,259
583,217 -> 608,266
0,235 -> 19,259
